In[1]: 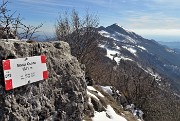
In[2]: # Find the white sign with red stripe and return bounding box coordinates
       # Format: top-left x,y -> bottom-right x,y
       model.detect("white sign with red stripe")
2,55 -> 48,90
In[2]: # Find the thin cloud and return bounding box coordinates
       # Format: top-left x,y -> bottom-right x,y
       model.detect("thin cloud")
78,0 -> 108,6
16,0 -> 73,7
10,0 -> 75,16
132,29 -> 180,36
7,0 -> 180,39
127,15 -> 180,29
151,0 -> 180,4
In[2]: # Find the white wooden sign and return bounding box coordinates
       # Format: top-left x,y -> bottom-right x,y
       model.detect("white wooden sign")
2,55 -> 48,90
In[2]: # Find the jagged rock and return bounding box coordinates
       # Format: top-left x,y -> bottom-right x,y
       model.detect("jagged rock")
110,87 -> 128,108
90,96 -> 104,112
0,40 -> 88,121
85,77 -> 94,86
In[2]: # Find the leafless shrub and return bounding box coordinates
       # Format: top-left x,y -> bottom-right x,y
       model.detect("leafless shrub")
0,1 -> 43,40
55,9 -> 100,64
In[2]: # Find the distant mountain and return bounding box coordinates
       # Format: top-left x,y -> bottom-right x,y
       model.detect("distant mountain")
158,41 -> 180,49
175,48 -> 180,53
97,23 -> 180,92
62,23 -> 180,121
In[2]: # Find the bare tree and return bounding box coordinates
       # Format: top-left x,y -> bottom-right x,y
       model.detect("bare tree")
55,9 -> 100,63
12,14 -> 21,39
55,11 -> 70,41
19,23 -> 43,40
0,1 -> 16,39
0,1 -> 43,40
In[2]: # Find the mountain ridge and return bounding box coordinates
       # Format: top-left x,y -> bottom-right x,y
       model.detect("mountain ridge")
97,23 -> 180,92
158,41 -> 180,49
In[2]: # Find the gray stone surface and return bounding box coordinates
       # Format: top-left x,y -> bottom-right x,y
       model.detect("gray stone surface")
0,40 -> 87,121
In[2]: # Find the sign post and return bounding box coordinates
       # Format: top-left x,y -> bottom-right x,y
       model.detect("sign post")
2,55 -> 48,90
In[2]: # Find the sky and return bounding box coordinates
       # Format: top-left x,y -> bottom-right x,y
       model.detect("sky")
5,0 -> 180,42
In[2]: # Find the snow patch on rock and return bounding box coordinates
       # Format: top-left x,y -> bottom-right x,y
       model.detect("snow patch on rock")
106,49 -> 120,62
122,46 -> 137,56
87,90 -> 99,101
87,86 -> 104,97
99,30 -> 118,41
137,45 -> 147,51
101,86 -> 113,95
92,105 -> 127,121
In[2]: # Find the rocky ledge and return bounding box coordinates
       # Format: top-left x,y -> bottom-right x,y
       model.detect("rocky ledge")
0,40 -> 87,121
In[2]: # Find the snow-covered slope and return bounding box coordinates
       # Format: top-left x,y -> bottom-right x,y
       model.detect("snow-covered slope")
92,105 -> 127,121
97,24 -> 180,92
84,85 -> 140,121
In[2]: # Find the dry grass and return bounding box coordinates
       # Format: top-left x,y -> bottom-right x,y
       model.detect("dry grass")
93,85 -> 124,113
85,85 -> 137,121
83,114 -> 92,121
93,85 -> 138,121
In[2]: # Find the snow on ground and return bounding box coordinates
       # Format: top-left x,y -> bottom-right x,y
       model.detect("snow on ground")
99,30 -> 109,35
87,86 -> 128,121
125,36 -> 137,44
92,105 -> 127,121
106,48 -> 133,62
87,86 -> 144,121
125,104 -> 144,120
101,86 -> 113,95
116,45 -> 121,50
87,91 -> 99,101
147,67 -> 161,80
115,23 -> 133,34
99,44 -> 105,48
122,46 -> 137,56
115,32 -> 137,44
166,48 -> 175,53
137,63 -> 161,82
99,25 -> 139,44
88,96 -> 94,110
99,30 -> 119,41
87,86 -> 127,121
106,49 -> 121,62
87,86 -> 104,97
137,45 -> 147,51
99,44 -> 133,63
133,109 -> 144,120
100,45 -> 133,62
112,42 -> 121,50
120,56 -> 133,61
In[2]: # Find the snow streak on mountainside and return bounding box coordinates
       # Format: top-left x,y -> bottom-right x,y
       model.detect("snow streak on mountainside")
97,23 -> 180,92
99,44 -> 133,63
98,24 -> 139,44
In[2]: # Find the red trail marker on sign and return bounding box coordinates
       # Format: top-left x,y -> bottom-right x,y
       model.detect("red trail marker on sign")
2,55 -> 48,90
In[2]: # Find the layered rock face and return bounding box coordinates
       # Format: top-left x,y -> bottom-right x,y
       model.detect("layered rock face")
0,40 -> 87,121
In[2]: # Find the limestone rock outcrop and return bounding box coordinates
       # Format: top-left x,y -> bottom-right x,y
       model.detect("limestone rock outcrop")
0,40 -> 87,121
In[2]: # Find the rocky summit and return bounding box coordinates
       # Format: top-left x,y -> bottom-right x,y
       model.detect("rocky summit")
0,40 -> 87,121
